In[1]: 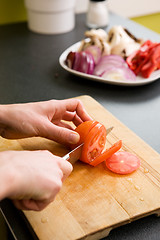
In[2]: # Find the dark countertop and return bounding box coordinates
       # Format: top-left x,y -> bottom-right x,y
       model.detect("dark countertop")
0,12 -> 160,240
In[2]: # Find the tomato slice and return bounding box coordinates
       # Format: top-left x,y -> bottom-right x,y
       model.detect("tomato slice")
75,120 -> 98,143
73,120 -> 123,167
80,122 -> 106,163
72,120 -> 98,149
105,151 -> 140,174
90,140 -> 122,167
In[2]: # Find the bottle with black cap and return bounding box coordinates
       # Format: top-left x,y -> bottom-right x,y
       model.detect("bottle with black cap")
86,0 -> 109,29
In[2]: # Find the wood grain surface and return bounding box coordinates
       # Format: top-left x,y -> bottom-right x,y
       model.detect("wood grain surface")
1,95 -> 160,240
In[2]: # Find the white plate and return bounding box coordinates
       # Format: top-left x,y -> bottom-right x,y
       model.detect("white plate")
59,41 -> 160,86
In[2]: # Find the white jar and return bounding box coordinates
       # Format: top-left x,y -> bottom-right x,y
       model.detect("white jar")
86,0 -> 109,29
24,0 -> 76,34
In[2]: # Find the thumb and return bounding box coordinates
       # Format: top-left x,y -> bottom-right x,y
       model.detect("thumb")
44,122 -> 80,145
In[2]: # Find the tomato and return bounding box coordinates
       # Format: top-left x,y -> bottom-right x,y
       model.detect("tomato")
105,151 -> 140,175
80,122 -> 106,163
74,120 -> 122,167
90,140 -> 122,167
72,120 -> 98,150
75,120 -> 98,145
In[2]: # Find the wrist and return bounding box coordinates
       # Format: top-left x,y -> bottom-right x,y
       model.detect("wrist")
0,105 -> 9,136
0,151 -> 16,200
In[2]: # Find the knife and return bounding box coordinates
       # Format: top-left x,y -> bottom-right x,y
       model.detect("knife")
63,126 -> 113,164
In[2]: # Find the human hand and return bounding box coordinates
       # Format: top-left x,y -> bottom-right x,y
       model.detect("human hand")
0,99 -> 92,145
0,150 -> 72,211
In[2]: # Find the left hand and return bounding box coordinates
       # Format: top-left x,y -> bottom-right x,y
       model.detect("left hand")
0,99 -> 92,145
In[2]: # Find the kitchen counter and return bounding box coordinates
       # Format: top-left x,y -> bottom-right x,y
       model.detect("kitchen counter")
0,12 -> 160,240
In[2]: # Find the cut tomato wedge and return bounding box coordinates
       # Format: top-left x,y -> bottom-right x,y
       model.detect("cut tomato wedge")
90,140 -> 122,167
105,151 -> 140,174
80,122 -> 106,163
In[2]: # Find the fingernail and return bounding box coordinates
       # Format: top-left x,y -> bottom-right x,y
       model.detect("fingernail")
69,132 -> 80,144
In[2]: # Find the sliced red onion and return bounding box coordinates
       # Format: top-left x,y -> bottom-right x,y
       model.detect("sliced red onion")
94,55 -> 136,81
84,45 -> 101,64
65,51 -> 76,69
72,51 -> 95,75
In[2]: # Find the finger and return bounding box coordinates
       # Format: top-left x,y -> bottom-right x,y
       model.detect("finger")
62,99 -> 92,122
43,122 -> 80,145
12,199 -> 48,211
75,100 -> 92,122
62,111 -> 83,126
22,199 -> 49,211
57,158 -> 73,181
12,200 -> 32,211
53,120 -> 74,130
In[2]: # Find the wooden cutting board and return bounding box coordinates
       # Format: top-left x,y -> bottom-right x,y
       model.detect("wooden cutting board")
1,95 -> 160,240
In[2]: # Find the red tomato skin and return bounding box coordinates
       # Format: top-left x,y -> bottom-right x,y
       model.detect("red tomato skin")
71,120 -> 98,149
106,151 -> 140,175
80,122 -> 106,164
90,140 -> 122,167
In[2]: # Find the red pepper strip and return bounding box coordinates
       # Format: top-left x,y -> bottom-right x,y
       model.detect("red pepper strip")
151,44 -> 160,67
141,44 -> 160,78
134,41 -> 157,74
126,51 -> 139,71
141,62 -> 156,78
126,40 -> 160,78
89,140 -> 122,167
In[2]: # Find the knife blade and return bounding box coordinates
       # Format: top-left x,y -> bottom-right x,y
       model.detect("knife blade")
106,126 -> 113,135
63,143 -> 84,164
63,126 -> 114,164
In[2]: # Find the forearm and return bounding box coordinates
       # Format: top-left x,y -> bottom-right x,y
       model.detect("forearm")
0,103 -> 32,139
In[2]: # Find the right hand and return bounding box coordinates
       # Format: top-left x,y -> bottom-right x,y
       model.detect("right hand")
0,150 -> 72,211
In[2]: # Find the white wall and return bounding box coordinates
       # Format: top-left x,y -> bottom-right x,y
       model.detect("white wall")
75,0 -> 160,17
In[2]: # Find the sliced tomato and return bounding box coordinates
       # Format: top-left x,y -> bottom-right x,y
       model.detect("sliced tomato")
79,122 -> 106,164
90,140 -> 122,167
73,120 -> 123,167
72,120 -> 98,149
105,151 -> 140,175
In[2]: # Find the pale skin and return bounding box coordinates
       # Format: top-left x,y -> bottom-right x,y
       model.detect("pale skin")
0,99 -> 92,211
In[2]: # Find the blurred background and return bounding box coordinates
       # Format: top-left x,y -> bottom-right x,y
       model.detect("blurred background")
0,0 -> 160,33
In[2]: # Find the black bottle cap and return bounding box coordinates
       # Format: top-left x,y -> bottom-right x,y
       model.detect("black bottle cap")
90,0 -> 106,2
